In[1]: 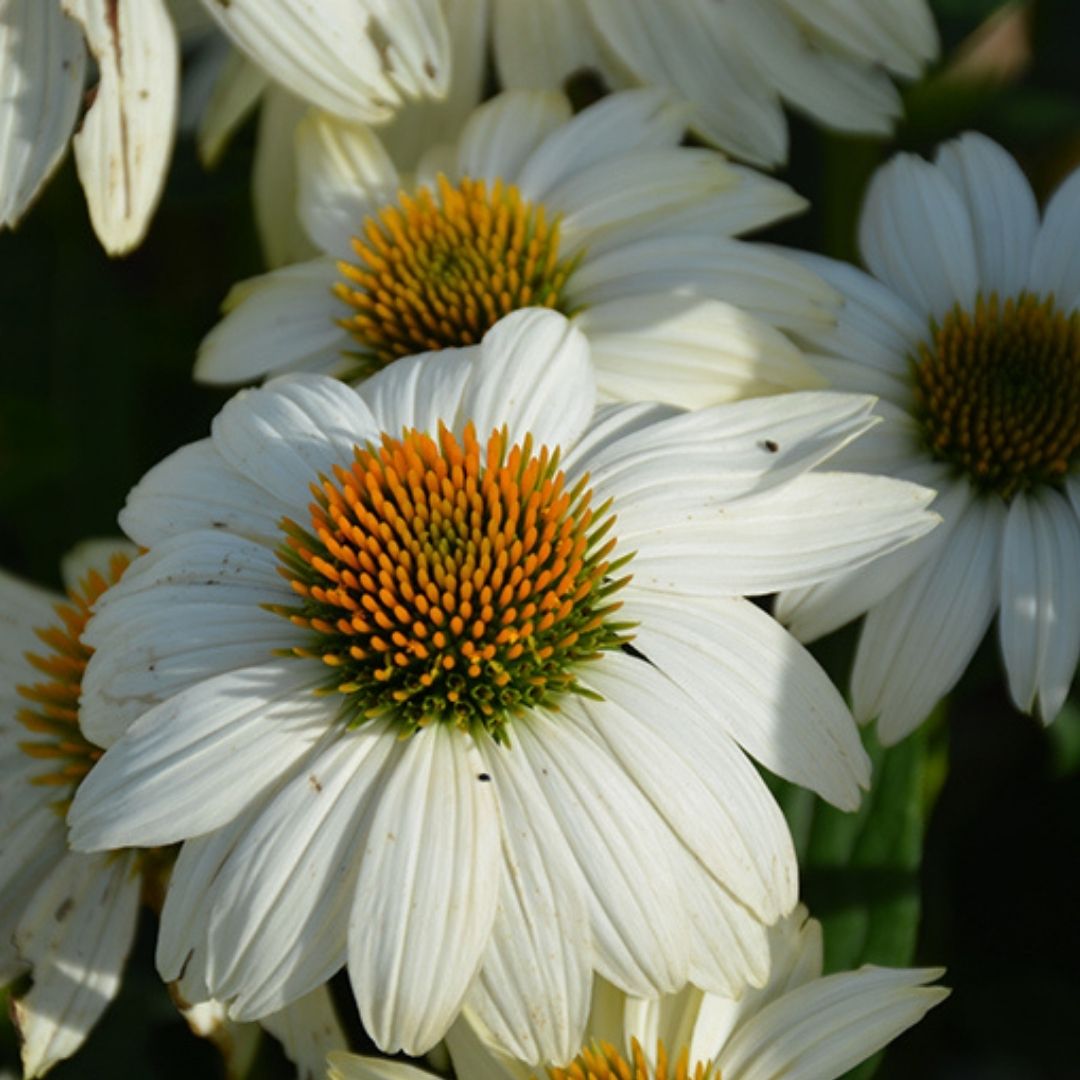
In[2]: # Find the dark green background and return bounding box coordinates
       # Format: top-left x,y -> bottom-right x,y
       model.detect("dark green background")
2,1 -> 1079,1075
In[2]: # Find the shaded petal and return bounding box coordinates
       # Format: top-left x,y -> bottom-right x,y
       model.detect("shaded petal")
999,490 -> 1080,723
260,985 -> 348,1080
62,0 -> 178,254
858,151 -> 978,321
853,495 -> 1005,744
458,310 -> 595,451
623,592 -> 869,810
0,0 -> 84,229
356,345 -> 474,436
1028,165 -> 1080,304
14,852 -> 140,1079
195,259 -> 352,386
349,724 -> 501,1055
68,662 -> 330,850
492,0 -> 603,90
197,48 -> 267,168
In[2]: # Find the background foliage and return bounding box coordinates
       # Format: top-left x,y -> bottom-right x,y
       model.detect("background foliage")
2,1 -> 1079,1076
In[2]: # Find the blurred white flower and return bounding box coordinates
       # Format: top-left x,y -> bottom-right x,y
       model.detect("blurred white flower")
68,310 -> 937,1061
777,133 -> 1080,741
329,905 -> 948,1079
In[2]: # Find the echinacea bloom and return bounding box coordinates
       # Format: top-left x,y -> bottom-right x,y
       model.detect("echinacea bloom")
0,541 -> 342,1077
329,905 -> 948,1079
70,311 -> 936,1061
0,0 -> 449,253
491,0 -> 939,167
194,87 -> 836,409
777,133 -> 1080,742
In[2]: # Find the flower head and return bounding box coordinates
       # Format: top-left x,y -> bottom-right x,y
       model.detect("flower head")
777,133 -> 1080,740
70,311 -> 937,1061
195,87 -> 834,409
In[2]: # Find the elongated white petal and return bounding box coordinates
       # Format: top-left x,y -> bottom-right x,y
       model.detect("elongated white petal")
624,592 -> 869,810
1028,166 -> 1080,304
579,295 -> 825,409
934,132 -> 1039,297
120,438 -> 288,547
211,374 -> 381,509
511,707 -> 690,996
1000,490 -> 1080,723
0,0 -> 84,229
458,310 -> 595,451
328,1052 -> 441,1080
0,570 -> 61,689
858,151 -> 978,321
574,391 -> 877,516
444,1017 -> 531,1080
296,110 -> 399,259
14,852 -> 141,1079
467,736 -> 592,1065
853,496 -> 1005,744
199,0 -> 449,123
62,0 -> 178,254
714,966 -> 947,1080
582,652 -> 797,922
260,985 -> 347,1080
208,724 -> 402,1019
492,0 -> 602,90
68,662 -> 330,849
349,724 -> 501,1055
357,346 -> 474,435
625,470 -> 938,598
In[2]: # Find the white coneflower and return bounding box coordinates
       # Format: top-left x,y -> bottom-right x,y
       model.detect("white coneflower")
328,905 -> 948,1079
0,0 -> 448,253
777,132 -> 1080,742
70,311 -> 937,1062
0,542 -> 343,1077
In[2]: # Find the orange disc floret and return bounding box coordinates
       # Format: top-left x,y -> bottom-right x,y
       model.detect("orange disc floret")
333,174 -> 579,371
545,1037 -> 718,1080
911,291 -> 1080,499
273,423 -> 633,738
17,551 -> 130,802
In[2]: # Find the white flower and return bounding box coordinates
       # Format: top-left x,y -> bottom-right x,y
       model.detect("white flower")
491,0 -> 939,167
0,541 -> 343,1078
69,310 -> 937,1060
0,0 -> 449,254
776,132 -> 1080,742
329,905 -> 948,1079
193,85 -> 837,408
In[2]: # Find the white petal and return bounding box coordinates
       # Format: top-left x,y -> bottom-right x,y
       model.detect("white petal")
194,259 -> 352,386
1028,164 -> 1080,303
858,151 -> 979,321
14,852 -> 140,1079
715,966 -> 947,1080
349,724 -> 501,1055
80,531 -> 294,747
510,706 -> 690,996
62,0 -> 178,254
205,724 -> 402,1019
455,89 -> 572,184
853,495 -> 1005,744
999,490 -> 1080,723
492,0 -> 602,90
260,985 -> 348,1080
120,437 -> 289,547
68,662 -> 330,849
356,345 -> 474,435
0,0 -> 84,229
624,470 -> 938,598
197,48 -> 267,168
579,294 -> 825,409
581,652 -> 798,922
623,592 -> 870,810
199,0 -> 449,123
296,110 -> 399,259
444,1017 -> 531,1080
934,132 -> 1039,297
516,88 -> 689,201
328,1051 -> 440,1080
211,374 -> 381,508
0,569 -> 61,690
458,310 -> 595,451
465,736 -> 592,1065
